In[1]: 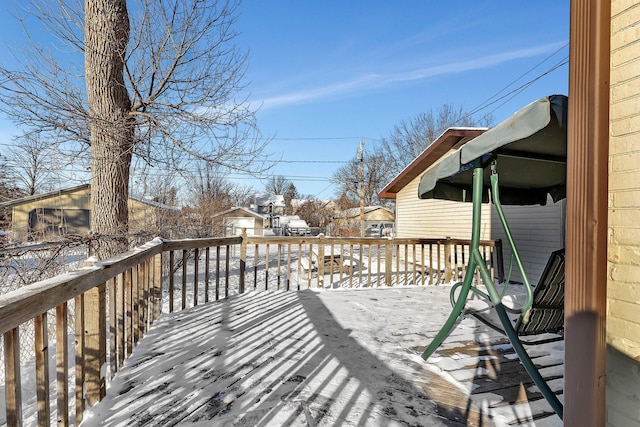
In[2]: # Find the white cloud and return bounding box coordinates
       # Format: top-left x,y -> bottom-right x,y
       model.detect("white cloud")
254,41 -> 567,110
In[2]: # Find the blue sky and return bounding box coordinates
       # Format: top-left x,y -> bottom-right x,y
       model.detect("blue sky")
235,1 -> 570,198
0,1 -> 570,200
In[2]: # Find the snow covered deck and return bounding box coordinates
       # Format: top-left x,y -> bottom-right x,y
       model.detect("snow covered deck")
81,286 -> 563,426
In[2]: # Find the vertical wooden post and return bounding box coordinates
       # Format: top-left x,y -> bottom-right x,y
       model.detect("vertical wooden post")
317,235 -> 325,287
108,277 -> 117,380
54,302 -> 68,427
84,284 -> 106,407
240,229 -> 247,294
181,250 -> 187,310
225,245 -> 230,298
35,312 -> 50,427
265,243 -> 270,290
385,238 -> 392,287
216,245 -> 221,300
193,247 -> 199,306
204,248 -> 210,303
125,268 -> 133,357
4,327 -> 23,427
169,250 -> 175,313
117,273 -> 125,369
565,1 -> 610,424
444,237 -> 452,283
73,297 -> 83,426
153,252 -> 163,321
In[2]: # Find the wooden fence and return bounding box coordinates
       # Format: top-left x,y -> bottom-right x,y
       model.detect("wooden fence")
0,234 -> 502,426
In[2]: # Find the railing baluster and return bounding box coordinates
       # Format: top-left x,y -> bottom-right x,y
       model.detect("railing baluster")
153,253 -> 162,322
277,243 -> 282,290
125,269 -> 133,357
205,247 -> 210,302
225,245 -> 230,298
35,312 -> 50,427
286,243 -> 292,291
133,265 -> 141,343
169,250 -> 175,313
4,327 -> 22,427
254,244 -> 259,290
193,248 -> 199,306
73,296 -> 83,426
181,250 -> 187,310
56,302 -> 69,427
265,243 -> 270,290
117,273 -> 125,369
367,244 -> 372,288
109,277 -> 117,380
216,246 -> 221,300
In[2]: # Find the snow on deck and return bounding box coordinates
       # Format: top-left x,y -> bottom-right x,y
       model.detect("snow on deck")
81,286 -> 563,426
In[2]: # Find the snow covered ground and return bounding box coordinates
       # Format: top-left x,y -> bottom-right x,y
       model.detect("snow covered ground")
79,286 -> 564,427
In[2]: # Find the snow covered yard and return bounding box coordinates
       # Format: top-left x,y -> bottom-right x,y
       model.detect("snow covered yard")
81,286 -> 563,426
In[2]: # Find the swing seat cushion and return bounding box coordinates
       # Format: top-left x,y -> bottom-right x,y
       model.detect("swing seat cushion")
515,249 -> 565,336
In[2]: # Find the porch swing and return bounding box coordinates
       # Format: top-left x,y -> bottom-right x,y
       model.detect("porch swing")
418,95 -> 568,419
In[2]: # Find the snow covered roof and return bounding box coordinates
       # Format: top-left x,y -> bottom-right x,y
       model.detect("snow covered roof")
254,193 -> 285,207
211,206 -> 269,219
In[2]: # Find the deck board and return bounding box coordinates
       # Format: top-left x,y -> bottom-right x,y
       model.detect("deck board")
82,287 -> 563,426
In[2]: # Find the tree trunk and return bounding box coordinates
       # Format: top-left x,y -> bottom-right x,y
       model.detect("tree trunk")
84,0 -> 133,259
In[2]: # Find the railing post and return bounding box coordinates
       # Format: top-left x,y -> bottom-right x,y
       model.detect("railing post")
385,237 -> 393,287
240,228 -> 247,294
82,257 -> 106,407
153,252 -> 162,321
444,237 -> 452,283
317,234 -> 325,287
3,327 -> 22,427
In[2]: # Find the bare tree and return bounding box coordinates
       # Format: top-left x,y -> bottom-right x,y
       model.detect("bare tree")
332,150 -> 391,206
264,175 -> 294,196
0,0 -> 268,257
6,133 -> 56,195
377,104 -> 492,179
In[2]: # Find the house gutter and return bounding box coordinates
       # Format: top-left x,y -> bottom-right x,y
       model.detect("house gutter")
564,0 -> 610,425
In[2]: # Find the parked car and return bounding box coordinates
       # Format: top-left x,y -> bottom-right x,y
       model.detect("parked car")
284,219 -> 312,236
365,223 -> 394,237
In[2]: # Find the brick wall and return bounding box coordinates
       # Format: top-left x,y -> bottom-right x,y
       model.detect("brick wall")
608,0 -> 640,359
607,1 -> 640,425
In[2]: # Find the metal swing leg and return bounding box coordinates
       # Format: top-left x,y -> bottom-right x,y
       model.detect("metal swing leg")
421,160 -> 564,419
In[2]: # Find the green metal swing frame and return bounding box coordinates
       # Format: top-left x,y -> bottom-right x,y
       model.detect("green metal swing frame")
421,157 -> 564,420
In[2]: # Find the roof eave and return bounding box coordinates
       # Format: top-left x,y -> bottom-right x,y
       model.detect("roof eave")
378,127 -> 486,199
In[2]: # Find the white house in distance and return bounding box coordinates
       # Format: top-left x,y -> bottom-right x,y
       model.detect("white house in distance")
252,194 -> 285,216
378,126 -> 565,284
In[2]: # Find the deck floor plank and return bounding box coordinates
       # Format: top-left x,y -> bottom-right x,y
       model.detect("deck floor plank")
82,287 -> 563,426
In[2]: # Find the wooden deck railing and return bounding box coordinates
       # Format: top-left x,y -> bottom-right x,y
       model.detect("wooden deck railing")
0,234 -> 502,426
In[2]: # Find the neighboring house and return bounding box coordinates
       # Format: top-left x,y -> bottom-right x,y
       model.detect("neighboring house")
378,127 -> 565,284
0,184 -> 181,242
331,205 -> 395,236
253,194 -> 285,216
212,206 -> 268,237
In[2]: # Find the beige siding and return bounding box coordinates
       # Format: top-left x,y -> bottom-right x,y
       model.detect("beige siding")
490,198 -> 565,284
607,2 -> 640,425
11,188 -> 92,241
395,175 -> 492,240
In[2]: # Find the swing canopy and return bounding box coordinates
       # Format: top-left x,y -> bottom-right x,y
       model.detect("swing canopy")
418,95 -> 568,205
